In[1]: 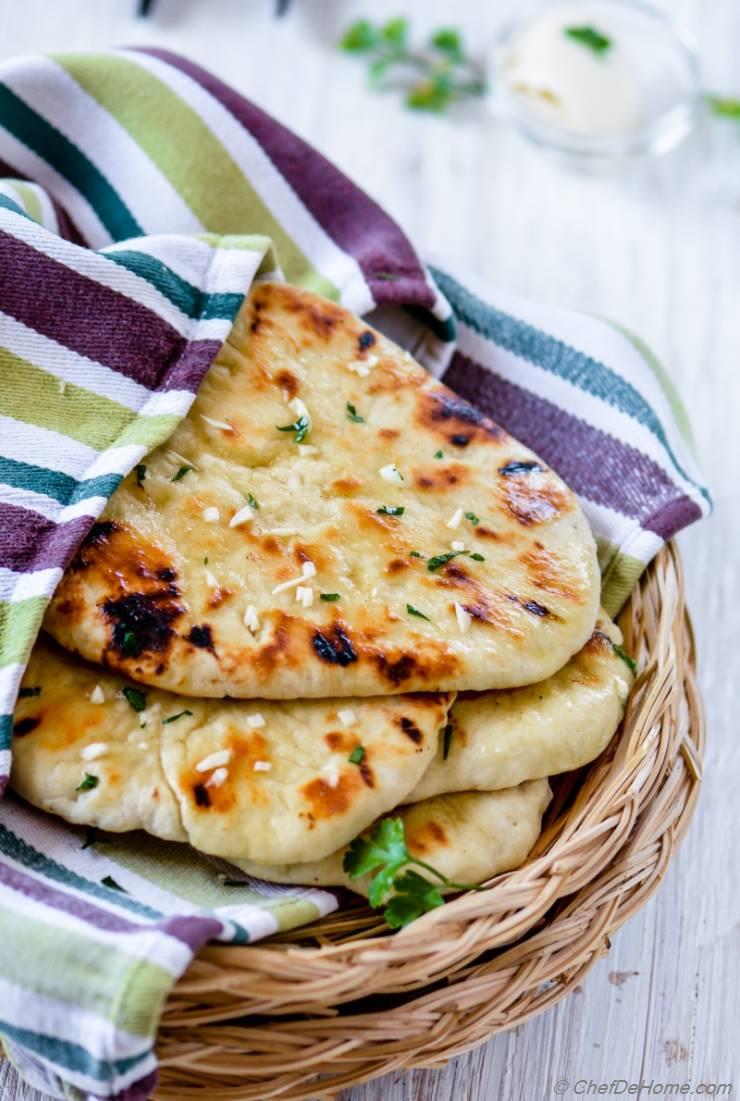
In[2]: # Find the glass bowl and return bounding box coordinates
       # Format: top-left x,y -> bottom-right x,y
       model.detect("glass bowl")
487,0 -> 701,168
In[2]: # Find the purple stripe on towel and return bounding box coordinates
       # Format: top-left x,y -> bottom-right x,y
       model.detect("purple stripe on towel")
131,48 -> 435,311
443,352 -> 702,540
0,229 -> 184,389
0,502 -> 92,574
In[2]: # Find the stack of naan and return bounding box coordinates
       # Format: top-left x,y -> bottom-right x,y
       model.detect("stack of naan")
11,283 -> 633,904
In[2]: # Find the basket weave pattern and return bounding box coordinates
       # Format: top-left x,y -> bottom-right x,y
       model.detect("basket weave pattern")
155,542 -> 704,1100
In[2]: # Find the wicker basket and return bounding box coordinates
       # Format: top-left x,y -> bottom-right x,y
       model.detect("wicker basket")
154,541 -> 704,1100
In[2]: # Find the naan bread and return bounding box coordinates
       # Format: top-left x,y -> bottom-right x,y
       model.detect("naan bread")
45,282 -> 599,698
233,780 -> 551,892
409,611 -> 633,802
11,636 -> 452,864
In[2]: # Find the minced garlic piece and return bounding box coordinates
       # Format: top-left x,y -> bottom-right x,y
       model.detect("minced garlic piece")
195,749 -> 232,773
454,601 -> 472,634
379,463 -> 403,484
200,414 -> 233,432
229,504 -> 256,528
244,604 -> 261,633
205,767 -> 228,788
81,742 -> 108,761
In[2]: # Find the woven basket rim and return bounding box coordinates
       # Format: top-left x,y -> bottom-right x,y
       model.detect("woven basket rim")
155,541 -> 704,1100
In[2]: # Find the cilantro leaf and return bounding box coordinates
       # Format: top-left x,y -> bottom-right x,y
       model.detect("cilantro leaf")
377,505 -> 405,516
434,450 -> 444,459
382,16 -> 408,48
76,773 -> 99,793
469,552 -> 485,562
162,710 -> 193,725
122,686 -> 147,712
409,551 -> 424,559
340,18 -> 378,52
345,816 -> 481,926
346,402 -> 365,423
564,25 -> 612,55
465,511 -> 479,525
613,643 -> 638,674
171,465 -> 193,482
344,816 -> 409,880
320,592 -> 341,602
706,94 -> 740,119
247,493 -> 260,510
430,28 -> 463,62
427,550 -> 466,572
349,745 -> 366,765
406,603 -> 430,621
276,414 -> 310,444
383,870 -> 445,928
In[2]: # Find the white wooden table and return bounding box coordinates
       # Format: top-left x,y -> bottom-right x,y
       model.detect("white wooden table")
1,1 -> 738,1098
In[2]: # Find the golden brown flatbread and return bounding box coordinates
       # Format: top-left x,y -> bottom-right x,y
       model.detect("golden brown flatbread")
45,282 -> 599,698
11,635 -> 452,864
409,611 -> 633,801
233,780 -> 552,892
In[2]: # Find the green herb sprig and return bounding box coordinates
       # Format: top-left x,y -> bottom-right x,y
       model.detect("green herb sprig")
706,94 -> 740,120
564,25 -> 612,55
377,505 -> 405,516
172,465 -> 193,483
76,773 -> 99,793
406,603 -> 430,621
276,414 -> 310,444
344,817 -> 479,927
340,18 -> 486,114
122,686 -> 147,713
427,549 -> 485,572
613,643 -> 638,674
346,402 -> 365,423
162,710 -> 193,725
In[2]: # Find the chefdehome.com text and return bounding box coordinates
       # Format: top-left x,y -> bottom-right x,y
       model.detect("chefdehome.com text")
552,1081 -> 733,1096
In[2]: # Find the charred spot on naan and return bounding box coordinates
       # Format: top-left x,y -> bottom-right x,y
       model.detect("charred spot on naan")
416,390 -> 507,448
331,475 -> 364,496
275,368 -> 300,398
300,769 -> 365,820
13,716 -> 40,737
413,463 -> 470,491
55,522 -> 186,665
406,817 -> 448,857
373,644 -> 460,688
518,543 -> 584,603
397,716 -> 424,745
312,625 -> 358,667
497,464 -> 572,527
280,285 -> 345,341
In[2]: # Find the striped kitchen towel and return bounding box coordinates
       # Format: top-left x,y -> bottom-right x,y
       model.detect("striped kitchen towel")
0,48 -> 709,1101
